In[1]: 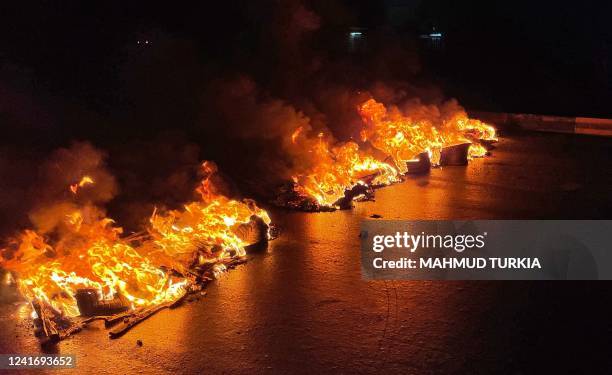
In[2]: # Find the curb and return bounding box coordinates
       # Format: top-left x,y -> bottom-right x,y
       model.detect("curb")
469,111 -> 612,137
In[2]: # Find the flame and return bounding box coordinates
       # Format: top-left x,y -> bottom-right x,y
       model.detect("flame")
148,162 -> 271,266
69,176 -> 94,194
286,98 -> 496,208
4,272 -> 14,286
358,99 -> 497,171
1,162 -> 270,317
0,96 -> 496,317
291,126 -> 303,144
290,132 -> 399,207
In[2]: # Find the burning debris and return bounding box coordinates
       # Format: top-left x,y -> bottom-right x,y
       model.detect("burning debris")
75,288 -> 129,317
274,98 -> 497,211
287,136 -> 400,209
358,98 -> 496,168
0,96 -> 496,346
1,158 -> 272,345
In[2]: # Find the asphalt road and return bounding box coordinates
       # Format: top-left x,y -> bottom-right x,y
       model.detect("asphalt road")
1,131 -> 612,374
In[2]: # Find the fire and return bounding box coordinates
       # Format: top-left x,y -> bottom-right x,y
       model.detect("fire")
1,162 -> 271,318
1,216 -> 183,317
148,162 -> 271,268
285,98 -> 496,208
1,95 -> 495,321
291,126 -> 303,144
4,272 -> 13,285
69,176 -> 94,194
358,98 -> 497,171
290,132 -> 399,207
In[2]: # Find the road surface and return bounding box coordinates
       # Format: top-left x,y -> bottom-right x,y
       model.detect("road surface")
1,131 -> 611,374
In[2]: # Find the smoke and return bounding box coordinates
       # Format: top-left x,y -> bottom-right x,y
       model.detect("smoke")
106,133 -> 204,230
37,142 -> 117,205
0,148 -> 37,238
202,76 -> 316,196
0,0 -> 471,234
27,142 -> 117,235
0,142 -> 117,238
200,70 -> 470,200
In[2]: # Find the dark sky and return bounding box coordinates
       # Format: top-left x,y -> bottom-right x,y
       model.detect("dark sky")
0,1 -> 610,116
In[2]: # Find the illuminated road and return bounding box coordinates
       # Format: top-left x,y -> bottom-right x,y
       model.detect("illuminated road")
1,132 -> 612,374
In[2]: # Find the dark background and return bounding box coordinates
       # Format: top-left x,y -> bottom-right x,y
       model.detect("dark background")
1,1 -> 609,121
0,1 -> 610,233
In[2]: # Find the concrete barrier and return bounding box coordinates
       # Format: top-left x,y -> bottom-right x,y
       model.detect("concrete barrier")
575,117 -> 612,136
512,113 -> 575,134
469,111 -> 612,137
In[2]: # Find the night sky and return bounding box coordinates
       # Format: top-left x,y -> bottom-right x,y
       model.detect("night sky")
1,1 -> 609,117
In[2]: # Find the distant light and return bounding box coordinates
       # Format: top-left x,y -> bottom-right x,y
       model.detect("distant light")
349,32 -> 362,37
420,32 -> 443,39
137,40 -> 141,44
145,40 -> 149,44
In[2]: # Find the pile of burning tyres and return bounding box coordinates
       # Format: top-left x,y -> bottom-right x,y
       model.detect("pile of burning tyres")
0,97 -> 496,346
274,98 -> 497,211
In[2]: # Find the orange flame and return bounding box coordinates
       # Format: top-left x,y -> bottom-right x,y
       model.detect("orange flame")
69,176 -> 94,194
291,126 -> 303,144
287,98 -> 497,207
1,163 -> 270,317
358,99 -> 497,171
290,130 -> 399,207
1,97 -> 496,317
